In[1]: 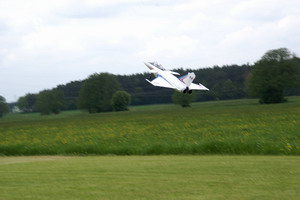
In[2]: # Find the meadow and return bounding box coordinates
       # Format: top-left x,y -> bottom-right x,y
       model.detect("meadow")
0,156 -> 300,200
0,97 -> 300,155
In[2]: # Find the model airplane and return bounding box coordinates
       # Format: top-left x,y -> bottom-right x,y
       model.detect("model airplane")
145,62 -> 209,94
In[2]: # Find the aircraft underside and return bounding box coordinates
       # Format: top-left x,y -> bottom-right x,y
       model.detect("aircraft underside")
182,87 -> 193,94
144,62 -> 209,94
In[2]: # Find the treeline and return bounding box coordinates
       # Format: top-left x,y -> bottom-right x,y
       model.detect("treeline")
15,63 -> 300,113
10,48 -> 300,115
50,64 -> 254,110
13,64 -> 253,114
118,64 -> 252,105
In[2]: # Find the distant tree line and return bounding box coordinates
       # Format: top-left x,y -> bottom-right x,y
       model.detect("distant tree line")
15,73 -> 131,115
54,64 -> 255,109
116,64 -> 253,105
10,48 -> 300,115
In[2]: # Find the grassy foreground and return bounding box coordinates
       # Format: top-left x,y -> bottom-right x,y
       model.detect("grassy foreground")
0,156 -> 300,200
0,97 -> 300,155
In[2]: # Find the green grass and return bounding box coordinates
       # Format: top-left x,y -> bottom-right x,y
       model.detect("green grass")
0,97 -> 300,155
0,156 -> 300,200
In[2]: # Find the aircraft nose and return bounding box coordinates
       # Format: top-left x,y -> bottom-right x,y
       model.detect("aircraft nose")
144,62 -> 153,70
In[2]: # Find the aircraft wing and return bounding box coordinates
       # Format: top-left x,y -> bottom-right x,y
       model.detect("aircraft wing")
146,76 -> 175,89
189,83 -> 209,91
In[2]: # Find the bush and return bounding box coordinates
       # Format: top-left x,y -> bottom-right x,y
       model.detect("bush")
172,91 -> 195,107
111,91 -> 131,111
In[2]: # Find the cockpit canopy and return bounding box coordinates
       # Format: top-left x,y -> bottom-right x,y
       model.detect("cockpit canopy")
149,62 -> 166,71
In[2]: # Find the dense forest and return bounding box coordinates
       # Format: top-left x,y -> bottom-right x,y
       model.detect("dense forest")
55,63 -> 300,110
8,61 -> 300,114
117,64 -> 252,105
55,64 -> 253,110
13,61 -> 300,113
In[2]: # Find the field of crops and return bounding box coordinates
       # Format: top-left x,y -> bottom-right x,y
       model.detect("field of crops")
0,97 -> 300,155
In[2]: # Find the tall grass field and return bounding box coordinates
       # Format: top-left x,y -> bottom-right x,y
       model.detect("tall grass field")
0,97 -> 300,155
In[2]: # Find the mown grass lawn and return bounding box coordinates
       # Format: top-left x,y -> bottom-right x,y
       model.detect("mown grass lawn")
0,156 -> 299,200
0,97 -> 300,155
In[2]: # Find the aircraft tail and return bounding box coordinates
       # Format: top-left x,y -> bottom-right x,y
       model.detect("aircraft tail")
179,72 -> 195,87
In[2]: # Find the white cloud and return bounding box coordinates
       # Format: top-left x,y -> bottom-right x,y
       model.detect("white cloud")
1,0 -> 300,102
140,36 -> 200,60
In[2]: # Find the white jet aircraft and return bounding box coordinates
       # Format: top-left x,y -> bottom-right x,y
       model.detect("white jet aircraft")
145,62 -> 209,94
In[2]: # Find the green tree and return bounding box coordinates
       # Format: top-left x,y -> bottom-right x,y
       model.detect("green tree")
17,96 -> 27,111
35,89 -> 65,115
247,48 -> 300,104
221,79 -> 236,100
0,96 -> 9,117
78,73 -> 121,113
17,93 -> 36,112
172,91 -> 195,107
56,81 -> 83,110
111,91 -> 131,111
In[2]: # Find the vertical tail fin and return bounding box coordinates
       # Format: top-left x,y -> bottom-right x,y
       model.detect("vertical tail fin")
179,72 -> 196,87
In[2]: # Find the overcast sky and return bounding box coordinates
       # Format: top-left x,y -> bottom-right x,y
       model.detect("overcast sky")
1,0 -> 300,102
